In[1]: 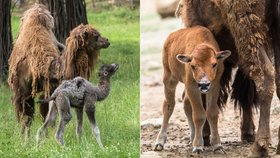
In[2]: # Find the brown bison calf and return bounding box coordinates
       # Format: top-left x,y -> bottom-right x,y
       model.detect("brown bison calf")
155,26 -> 231,153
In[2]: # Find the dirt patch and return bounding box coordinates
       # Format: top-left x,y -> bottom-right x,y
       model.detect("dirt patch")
140,1 -> 280,157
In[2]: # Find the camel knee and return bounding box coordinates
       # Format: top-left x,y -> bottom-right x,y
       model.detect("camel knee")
62,113 -> 72,123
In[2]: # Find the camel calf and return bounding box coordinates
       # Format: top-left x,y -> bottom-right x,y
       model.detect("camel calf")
154,26 -> 231,153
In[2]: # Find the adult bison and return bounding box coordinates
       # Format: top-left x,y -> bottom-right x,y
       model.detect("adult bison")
174,0 -> 280,157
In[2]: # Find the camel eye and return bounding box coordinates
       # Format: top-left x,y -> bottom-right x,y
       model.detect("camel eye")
191,65 -> 196,70
212,63 -> 217,68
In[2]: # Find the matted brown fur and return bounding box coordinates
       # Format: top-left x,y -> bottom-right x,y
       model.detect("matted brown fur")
8,4 -> 61,120
63,24 -> 109,80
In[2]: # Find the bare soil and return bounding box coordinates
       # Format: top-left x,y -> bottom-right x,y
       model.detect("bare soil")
140,1 -> 280,157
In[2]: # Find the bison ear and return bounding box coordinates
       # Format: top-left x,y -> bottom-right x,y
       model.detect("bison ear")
176,54 -> 192,63
216,50 -> 231,60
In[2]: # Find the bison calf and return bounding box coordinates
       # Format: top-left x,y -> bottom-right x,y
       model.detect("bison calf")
155,26 -> 231,154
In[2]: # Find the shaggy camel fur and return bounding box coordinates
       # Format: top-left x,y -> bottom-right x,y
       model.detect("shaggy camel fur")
36,64 -> 119,147
8,4 -> 64,142
63,24 -> 110,80
175,0 -> 277,157
154,26 -> 231,153
8,4 -> 110,142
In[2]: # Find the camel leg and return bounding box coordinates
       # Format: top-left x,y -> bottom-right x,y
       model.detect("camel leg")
39,95 -> 49,122
188,88 -> 206,154
22,96 -> 35,143
154,74 -> 178,151
249,48 -> 275,157
75,108 -> 83,138
36,101 -> 57,145
85,104 -> 104,148
55,95 -> 72,146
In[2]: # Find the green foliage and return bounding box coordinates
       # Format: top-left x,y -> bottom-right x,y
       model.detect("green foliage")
1,7 -> 139,158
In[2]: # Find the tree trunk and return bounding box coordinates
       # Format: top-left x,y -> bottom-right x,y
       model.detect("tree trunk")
39,0 -> 88,43
65,0 -> 88,34
0,0 -> 12,83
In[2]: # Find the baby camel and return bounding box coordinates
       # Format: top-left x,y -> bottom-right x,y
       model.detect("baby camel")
36,63 -> 119,147
155,26 -> 231,153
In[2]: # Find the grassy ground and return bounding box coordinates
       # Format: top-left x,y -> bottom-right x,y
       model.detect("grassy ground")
0,6 -> 139,158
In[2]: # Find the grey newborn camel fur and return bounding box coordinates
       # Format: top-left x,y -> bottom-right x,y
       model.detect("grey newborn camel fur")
36,63 -> 119,147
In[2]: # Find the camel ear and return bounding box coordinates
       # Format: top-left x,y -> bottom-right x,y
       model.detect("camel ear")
176,54 -> 192,63
216,50 -> 231,60
76,79 -> 84,88
38,14 -> 47,27
83,31 -> 88,38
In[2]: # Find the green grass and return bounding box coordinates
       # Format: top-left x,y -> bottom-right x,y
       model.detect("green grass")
0,7 -> 140,158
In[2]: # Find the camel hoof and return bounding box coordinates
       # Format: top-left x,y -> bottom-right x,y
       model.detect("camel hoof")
213,145 -> 226,154
192,146 -> 203,154
248,142 -> 269,158
154,143 -> 164,151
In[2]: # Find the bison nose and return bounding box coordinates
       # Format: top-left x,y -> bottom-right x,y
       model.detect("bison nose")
198,82 -> 211,94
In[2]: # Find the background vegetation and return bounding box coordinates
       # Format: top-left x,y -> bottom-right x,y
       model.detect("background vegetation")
0,5 -> 139,158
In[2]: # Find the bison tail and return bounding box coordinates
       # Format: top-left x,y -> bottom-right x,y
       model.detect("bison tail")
231,68 -> 259,112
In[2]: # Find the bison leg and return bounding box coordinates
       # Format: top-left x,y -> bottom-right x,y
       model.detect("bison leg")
183,93 -> 210,146
154,75 -> 178,151
232,69 -> 257,143
187,88 -> 206,154
206,85 -> 224,153
249,48 -> 275,157
277,126 -> 280,154
241,105 -> 255,143
183,94 -> 195,142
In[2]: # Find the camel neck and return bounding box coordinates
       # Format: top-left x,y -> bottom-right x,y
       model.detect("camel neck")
96,78 -> 110,101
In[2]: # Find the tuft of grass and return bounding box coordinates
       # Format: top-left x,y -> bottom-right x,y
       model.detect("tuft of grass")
2,7 -> 139,158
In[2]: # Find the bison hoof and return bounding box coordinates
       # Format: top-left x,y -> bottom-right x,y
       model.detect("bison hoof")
277,145 -> 280,154
248,142 -> 269,158
154,143 -> 164,151
192,146 -> 203,154
213,145 -> 226,154
242,133 -> 256,143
